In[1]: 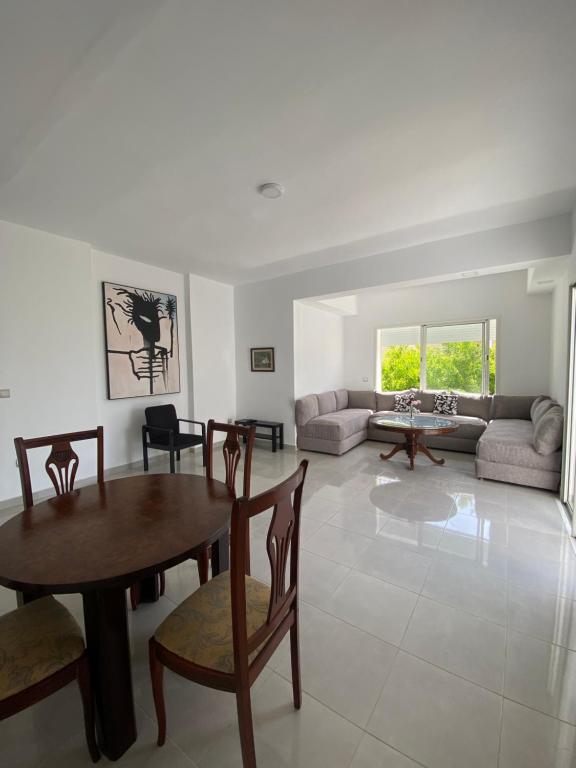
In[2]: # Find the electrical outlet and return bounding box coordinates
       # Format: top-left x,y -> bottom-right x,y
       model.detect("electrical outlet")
0,389 -> 10,398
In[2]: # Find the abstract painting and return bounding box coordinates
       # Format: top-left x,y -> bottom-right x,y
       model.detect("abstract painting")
103,281 -> 181,399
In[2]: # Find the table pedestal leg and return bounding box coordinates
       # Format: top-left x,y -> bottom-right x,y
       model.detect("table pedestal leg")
417,441 -> 446,466
406,434 -> 417,470
379,443 -> 405,462
212,531 -> 230,576
138,574 -> 161,602
83,588 -> 136,761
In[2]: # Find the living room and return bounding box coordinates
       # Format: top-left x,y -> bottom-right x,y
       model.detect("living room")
2,3 -> 576,768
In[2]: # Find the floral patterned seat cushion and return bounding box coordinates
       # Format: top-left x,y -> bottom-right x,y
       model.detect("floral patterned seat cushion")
0,596 -> 85,701
155,572 -> 271,673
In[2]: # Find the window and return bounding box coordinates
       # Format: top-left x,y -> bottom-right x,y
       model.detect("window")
378,319 -> 496,394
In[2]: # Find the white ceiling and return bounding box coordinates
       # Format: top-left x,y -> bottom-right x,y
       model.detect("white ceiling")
1,0 -> 575,284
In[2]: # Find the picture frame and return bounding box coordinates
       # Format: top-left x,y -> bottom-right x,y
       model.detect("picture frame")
251,347 -> 275,372
102,281 -> 181,399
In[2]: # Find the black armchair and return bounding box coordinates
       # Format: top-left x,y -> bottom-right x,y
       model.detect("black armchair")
142,404 -> 206,473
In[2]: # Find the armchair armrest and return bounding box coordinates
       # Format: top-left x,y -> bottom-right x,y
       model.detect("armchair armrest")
177,419 -> 206,439
142,424 -> 175,447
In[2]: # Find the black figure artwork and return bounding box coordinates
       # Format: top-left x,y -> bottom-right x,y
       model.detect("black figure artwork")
103,282 -> 181,399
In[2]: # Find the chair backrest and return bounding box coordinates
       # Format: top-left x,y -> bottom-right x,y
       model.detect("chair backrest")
230,460 -> 308,673
206,420 -> 255,497
145,404 -> 179,444
14,427 -> 104,508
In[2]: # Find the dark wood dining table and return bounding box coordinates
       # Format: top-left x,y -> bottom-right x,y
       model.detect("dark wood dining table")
0,473 -> 234,761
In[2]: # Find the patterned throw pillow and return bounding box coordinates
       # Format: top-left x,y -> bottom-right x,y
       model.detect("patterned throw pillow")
394,392 -> 414,413
433,392 -> 458,415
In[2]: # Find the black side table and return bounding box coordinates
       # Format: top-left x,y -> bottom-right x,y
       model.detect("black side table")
234,419 -> 284,452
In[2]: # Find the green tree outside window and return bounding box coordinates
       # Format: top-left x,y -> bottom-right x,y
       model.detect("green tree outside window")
381,342 -> 496,393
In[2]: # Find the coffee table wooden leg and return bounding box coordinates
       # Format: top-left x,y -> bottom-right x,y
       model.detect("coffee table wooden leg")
379,443 -> 405,461
83,588 -> 136,761
417,441 -> 446,466
406,434 -> 417,470
212,530 -> 230,576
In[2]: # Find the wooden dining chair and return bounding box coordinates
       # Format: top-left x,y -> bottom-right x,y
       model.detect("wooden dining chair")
0,596 -> 100,762
131,420 -> 256,610
195,419 -> 256,583
14,427 -> 104,508
148,460 -> 308,768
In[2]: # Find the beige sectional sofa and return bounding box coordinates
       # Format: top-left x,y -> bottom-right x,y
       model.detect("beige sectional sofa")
295,389 -> 563,490
476,395 -> 564,490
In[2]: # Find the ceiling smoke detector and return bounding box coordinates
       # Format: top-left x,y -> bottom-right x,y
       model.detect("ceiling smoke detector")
257,182 -> 284,199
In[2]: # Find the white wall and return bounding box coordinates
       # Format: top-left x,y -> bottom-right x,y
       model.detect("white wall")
235,215 -> 571,441
294,302 -> 344,399
550,206 -> 576,404
0,221 -> 192,503
0,221 -> 98,500
189,274 -> 236,424
91,249 -> 191,470
342,271 -> 552,396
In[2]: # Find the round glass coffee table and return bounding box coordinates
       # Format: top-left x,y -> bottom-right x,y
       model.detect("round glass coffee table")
373,414 -> 459,470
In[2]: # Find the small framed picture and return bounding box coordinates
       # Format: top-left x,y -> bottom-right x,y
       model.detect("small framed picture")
251,347 -> 275,372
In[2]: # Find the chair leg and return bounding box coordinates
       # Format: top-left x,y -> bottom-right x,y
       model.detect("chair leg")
196,548 -> 210,585
290,612 -> 302,710
176,449 -> 181,462
202,441 -> 207,467
236,687 -> 257,768
143,441 -> 149,472
149,639 -> 167,747
130,583 -> 140,611
169,449 -> 175,474
77,654 -> 101,763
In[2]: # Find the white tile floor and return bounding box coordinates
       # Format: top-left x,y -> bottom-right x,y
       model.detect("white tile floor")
1,440 -> 576,767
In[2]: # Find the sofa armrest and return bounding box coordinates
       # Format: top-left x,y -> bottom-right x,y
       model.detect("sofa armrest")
295,394 -> 320,426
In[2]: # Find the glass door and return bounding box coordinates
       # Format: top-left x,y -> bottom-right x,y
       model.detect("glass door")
562,285 -> 576,525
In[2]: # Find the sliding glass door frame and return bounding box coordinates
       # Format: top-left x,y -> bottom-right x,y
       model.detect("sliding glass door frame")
561,284 -> 576,525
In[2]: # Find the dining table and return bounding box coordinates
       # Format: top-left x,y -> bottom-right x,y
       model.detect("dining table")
0,473 -> 234,761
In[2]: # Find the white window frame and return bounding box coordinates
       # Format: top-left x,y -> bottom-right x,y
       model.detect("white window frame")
377,318 -> 497,395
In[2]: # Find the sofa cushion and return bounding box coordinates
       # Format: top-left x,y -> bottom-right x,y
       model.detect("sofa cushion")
530,395 -> 549,421
441,414 -> 486,440
377,390 -> 416,411
533,406 -> 564,455
295,394 -> 319,426
370,412 -> 486,440
376,392 -> 396,411
348,390 -> 376,410
531,397 -> 557,426
414,390 -> 436,413
490,395 -> 536,421
454,393 -> 491,421
317,391 -> 337,415
335,389 -> 349,410
394,392 -> 415,412
433,392 -> 458,415
478,419 -> 561,472
300,409 -> 372,441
